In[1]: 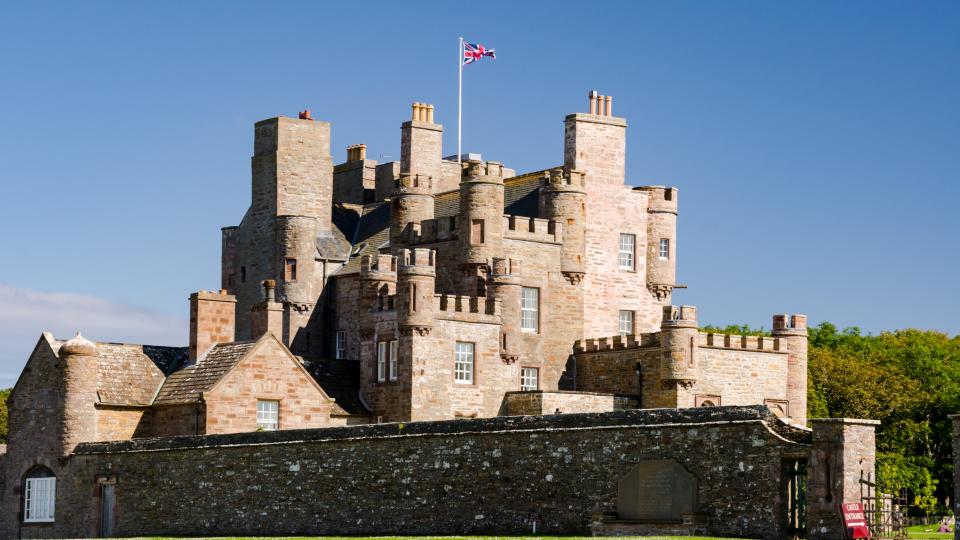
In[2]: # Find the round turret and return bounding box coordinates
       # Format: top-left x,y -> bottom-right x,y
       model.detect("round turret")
390,173 -> 434,250
659,305 -> 698,386
539,167 -> 586,283
773,313 -> 809,425
459,160 -> 505,267
637,186 -> 678,301
487,257 -> 522,362
59,331 -> 99,456
397,248 -> 436,335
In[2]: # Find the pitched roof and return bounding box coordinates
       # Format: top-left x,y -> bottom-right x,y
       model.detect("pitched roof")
334,171 -> 546,275
52,339 -> 188,407
301,357 -> 367,417
152,341 -> 256,405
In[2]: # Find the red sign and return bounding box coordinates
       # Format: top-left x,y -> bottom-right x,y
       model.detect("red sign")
841,502 -> 871,539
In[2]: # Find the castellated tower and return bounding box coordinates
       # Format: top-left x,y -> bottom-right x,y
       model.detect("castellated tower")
539,167 -> 587,284
773,314 -> 809,425
226,115 -> 333,348
487,257 -> 522,363
397,248 -> 436,336
400,103 -> 446,191
459,160 -> 505,289
390,173 -> 434,249
659,305 -> 699,401
58,332 -> 98,456
638,186 -> 678,301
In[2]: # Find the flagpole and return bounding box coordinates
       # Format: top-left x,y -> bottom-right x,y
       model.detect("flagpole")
457,36 -> 463,165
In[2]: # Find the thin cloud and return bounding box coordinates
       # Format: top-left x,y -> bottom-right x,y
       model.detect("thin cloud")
0,283 -> 186,389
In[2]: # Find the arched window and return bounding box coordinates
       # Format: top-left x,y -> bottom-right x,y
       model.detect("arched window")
23,466 -> 56,523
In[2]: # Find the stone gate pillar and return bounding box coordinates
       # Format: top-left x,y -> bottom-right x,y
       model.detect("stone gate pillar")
807,418 -> 880,540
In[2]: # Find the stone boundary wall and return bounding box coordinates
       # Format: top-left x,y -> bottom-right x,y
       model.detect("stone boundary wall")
36,406 -> 813,539
501,391 -> 637,415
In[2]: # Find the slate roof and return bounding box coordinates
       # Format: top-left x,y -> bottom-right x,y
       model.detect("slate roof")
301,357 -> 367,417
335,170 -> 547,275
52,339 -> 188,407
152,341 -> 256,405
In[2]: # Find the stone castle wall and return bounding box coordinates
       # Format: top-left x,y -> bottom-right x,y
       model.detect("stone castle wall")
24,407 -> 815,539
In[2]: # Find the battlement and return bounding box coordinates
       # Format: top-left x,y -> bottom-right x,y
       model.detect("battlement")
772,314 -> 808,332
503,215 -> 562,244
636,185 -> 678,213
394,173 -> 433,193
662,305 -> 698,324
436,294 -> 501,318
574,333 -> 659,353
490,257 -> 521,277
700,333 -> 785,353
372,294 -> 396,312
360,253 -> 398,275
399,248 -> 436,269
414,217 -> 458,244
345,144 -> 367,162
463,159 -> 506,179
542,167 -> 586,190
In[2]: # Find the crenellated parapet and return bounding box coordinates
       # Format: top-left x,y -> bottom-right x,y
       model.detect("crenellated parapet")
436,294 -> 501,318
574,333 -> 659,353
412,216 -> 458,244
699,333 -> 784,352
503,216 -> 562,244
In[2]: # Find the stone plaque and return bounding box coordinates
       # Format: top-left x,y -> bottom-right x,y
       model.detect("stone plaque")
617,460 -> 697,522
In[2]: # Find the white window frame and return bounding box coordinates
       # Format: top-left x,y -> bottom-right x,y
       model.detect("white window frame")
388,340 -> 398,382
256,399 -> 279,431
659,238 -> 670,260
377,341 -> 387,382
618,233 -> 635,269
618,310 -> 635,336
23,476 -> 56,523
520,367 -> 539,391
521,287 -> 539,332
335,330 -> 345,360
454,342 -> 475,384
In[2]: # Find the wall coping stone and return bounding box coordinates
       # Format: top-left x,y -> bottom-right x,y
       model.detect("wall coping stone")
809,418 -> 881,426
74,405 -> 811,455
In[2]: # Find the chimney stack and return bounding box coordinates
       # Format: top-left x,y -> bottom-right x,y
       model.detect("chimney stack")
251,280 -> 283,340
189,290 -> 236,361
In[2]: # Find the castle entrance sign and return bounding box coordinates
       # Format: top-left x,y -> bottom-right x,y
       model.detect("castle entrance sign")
617,459 -> 697,521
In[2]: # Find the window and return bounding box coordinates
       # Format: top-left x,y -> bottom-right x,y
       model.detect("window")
618,310 -> 635,336
240,266 -> 247,283
256,400 -> 279,431
335,331 -> 345,360
454,342 -> 474,384
520,367 -> 539,391
618,234 -> 635,269
521,287 -> 539,332
389,340 -> 398,381
285,258 -> 298,281
377,341 -> 387,382
659,238 -> 670,260
23,469 -> 56,523
471,219 -> 485,244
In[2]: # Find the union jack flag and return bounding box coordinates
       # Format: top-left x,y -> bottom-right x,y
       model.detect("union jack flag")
463,42 -> 496,65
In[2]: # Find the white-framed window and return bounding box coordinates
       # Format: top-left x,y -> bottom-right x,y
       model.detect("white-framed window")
377,341 -> 388,382
618,310 -> 635,336
454,342 -> 475,384
388,340 -> 398,381
618,233 -> 635,269
23,474 -> 56,523
520,367 -> 539,391
335,330 -> 345,360
521,287 -> 539,332
659,238 -> 670,260
256,399 -> 279,431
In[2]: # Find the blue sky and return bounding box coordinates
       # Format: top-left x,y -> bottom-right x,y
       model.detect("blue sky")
0,1 -> 957,386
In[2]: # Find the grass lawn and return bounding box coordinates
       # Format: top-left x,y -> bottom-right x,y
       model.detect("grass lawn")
907,524 -> 954,539
131,537 -> 745,540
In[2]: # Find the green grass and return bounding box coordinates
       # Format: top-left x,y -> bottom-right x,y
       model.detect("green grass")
907,524 -> 954,539
130,537 -> 744,540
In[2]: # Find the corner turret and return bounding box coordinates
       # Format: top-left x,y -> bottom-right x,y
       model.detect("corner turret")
637,185 -> 678,301
773,313 -> 809,425
58,332 -> 98,455
659,305 -> 698,388
459,160 -> 506,285
397,248 -> 436,335
487,257 -> 522,363
390,173 -> 435,250
540,167 -> 586,284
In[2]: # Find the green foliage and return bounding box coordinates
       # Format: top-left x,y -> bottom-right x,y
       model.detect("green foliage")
806,322 -> 960,515
0,388 -> 9,444
700,324 -> 770,336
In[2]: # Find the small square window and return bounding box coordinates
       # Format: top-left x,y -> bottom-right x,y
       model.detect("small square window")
520,367 -> 539,391
285,258 -> 298,281
256,400 -> 279,431
521,287 -> 539,332
618,234 -> 635,269
454,342 -> 475,384
618,310 -> 635,336
335,331 -> 345,360
659,238 -> 670,260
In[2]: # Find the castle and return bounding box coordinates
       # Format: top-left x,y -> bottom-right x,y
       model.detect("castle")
0,91 -> 877,539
